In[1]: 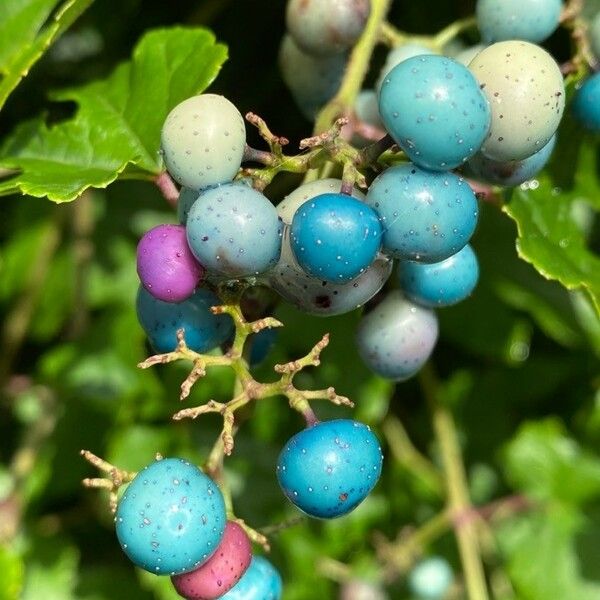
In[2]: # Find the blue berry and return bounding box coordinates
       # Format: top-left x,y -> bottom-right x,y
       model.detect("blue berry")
408,557 -> 453,600
186,183 -> 283,278
290,193 -> 382,282
249,327 -> 278,366
466,134 -> 556,187
276,419 -> 383,519
178,187 -> 201,225
376,43 -> 433,91
379,55 -> 491,170
220,556 -> 283,600
356,291 -> 438,381
136,286 -> 233,353
572,72 -> 600,132
398,244 -> 479,308
476,0 -> 562,44
365,164 -> 478,263
115,458 -> 226,575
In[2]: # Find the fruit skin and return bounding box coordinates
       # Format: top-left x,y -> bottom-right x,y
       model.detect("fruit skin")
365,164 -> 478,263
161,94 -> 245,190
378,55 -> 491,171
466,134 -> 556,187
171,521 -> 252,600
137,224 -> 204,303
476,0 -> 562,44
279,34 -> 346,121
398,244 -> 479,308
468,41 -> 565,162
290,193 -> 382,283
376,42 -> 433,92
356,290 -> 439,381
178,187 -> 201,225
408,556 -> 453,600
286,0 -> 370,56
572,72 -> 600,132
219,556 -> 283,600
136,286 -> 233,353
276,419 -> 383,519
186,183 -> 283,278
115,458 -> 226,576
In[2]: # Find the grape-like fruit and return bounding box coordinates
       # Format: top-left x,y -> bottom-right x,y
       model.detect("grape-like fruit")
115,458 -> 226,575
379,55 -> 491,170
408,557 -> 453,600
398,244 -> 479,308
476,0 -> 562,44
354,90 -> 383,130
276,419 -> 383,519
365,164 -> 478,263
171,521 -> 252,600
376,42 -> 433,91
290,193 -> 382,282
286,0 -> 370,56
220,556 -> 283,600
466,134 -> 556,187
136,286 -> 233,353
137,224 -> 204,303
249,327 -> 278,366
279,35 -> 346,121
468,41 -> 565,161
572,72 -> 600,132
591,13 -> 600,61
453,44 -> 486,67
161,95 -> 245,190
178,187 -> 201,225
356,291 -> 438,380
186,183 -> 283,278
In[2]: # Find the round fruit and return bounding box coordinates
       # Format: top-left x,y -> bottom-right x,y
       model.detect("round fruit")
279,34 -> 346,120
171,521 -> 252,600
276,419 -> 383,519
356,290 -> 439,380
249,327 -> 278,366
379,55 -> 491,170
398,244 -> 479,308
286,0 -> 370,56
476,0 -> 562,44
186,183 -> 283,278
376,42 -> 433,91
466,134 -> 556,186
161,95 -> 245,190
572,72 -> 600,132
115,458 -> 226,576
408,557 -> 453,600
354,90 -> 383,130
137,224 -> 204,303
468,41 -> 565,161
178,187 -> 201,225
136,286 -> 233,353
219,556 -> 283,600
365,164 -> 478,263
290,193 -> 382,282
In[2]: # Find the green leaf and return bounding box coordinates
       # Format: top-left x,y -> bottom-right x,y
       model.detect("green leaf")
502,419 -> 600,506
0,545 -> 24,600
0,27 -> 227,202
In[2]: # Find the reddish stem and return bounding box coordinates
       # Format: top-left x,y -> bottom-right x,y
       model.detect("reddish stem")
155,171 -> 179,208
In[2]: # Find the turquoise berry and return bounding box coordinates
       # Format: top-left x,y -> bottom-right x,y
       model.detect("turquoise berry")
408,557 -> 454,600
572,73 -> 600,132
220,556 -> 283,600
178,187 -> 201,225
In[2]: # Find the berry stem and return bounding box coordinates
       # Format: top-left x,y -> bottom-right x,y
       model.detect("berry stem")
432,16 -> 477,50
154,171 -> 179,207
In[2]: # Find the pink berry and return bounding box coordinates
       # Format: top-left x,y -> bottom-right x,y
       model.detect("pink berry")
171,521 -> 252,600
137,224 -> 204,303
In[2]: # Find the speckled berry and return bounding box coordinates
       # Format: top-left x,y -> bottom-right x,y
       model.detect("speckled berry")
286,0 -> 370,56
115,458 -> 226,576
276,419 -> 383,519
136,286 -> 234,353
178,187 -> 201,225
220,556 -> 283,600
379,55 -> 491,170
468,41 -> 565,161
398,244 -> 479,308
356,290 -> 439,381
290,193 -> 382,283
408,557 -> 454,600
365,164 -> 478,263
171,521 -> 252,599
476,0 -> 562,44
186,183 -> 283,278
161,95 -> 245,190
572,72 -> 600,132
466,134 -> 556,186
376,42 -> 433,91
279,35 -> 346,121
137,224 -> 204,303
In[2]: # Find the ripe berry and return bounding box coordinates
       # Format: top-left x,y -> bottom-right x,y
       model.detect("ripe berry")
572,72 -> 600,132
408,557 -> 454,600
219,556 -> 283,599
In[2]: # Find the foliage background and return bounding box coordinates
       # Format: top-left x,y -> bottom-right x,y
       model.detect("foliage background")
0,1 -> 599,599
